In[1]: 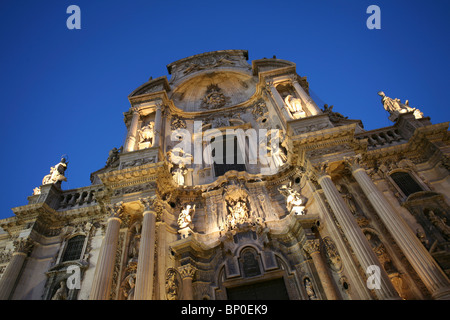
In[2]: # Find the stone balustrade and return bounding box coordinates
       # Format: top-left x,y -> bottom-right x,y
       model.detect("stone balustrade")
356,127 -> 405,149
58,186 -> 103,210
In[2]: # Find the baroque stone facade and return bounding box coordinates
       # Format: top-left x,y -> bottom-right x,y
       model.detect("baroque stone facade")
1,49 -> 450,300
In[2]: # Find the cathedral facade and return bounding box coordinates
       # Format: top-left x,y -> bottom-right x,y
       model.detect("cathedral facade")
1,50 -> 450,300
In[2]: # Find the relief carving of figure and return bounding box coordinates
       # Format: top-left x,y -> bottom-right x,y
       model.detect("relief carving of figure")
42,156 -> 68,185
165,269 -> 180,300
336,184 -> 357,215
284,95 -> 306,119
167,147 -> 193,186
378,91 -> 423,121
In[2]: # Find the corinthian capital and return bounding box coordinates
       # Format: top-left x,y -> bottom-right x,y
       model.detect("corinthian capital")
178,264 -> 197,279
343,154 -> 366,171
311,161 -> 329,179
139,195 -> 157,212
304,239 -> 321,255
106,201 -> 125,220
13,238 -> 34,255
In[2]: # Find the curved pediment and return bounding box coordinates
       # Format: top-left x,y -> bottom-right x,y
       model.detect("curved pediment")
169,70 -> 257,113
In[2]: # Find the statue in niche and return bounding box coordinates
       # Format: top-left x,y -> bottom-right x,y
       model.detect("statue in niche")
304,278 -> 317,300
336,184 -> 357,215
128,230 -> 141,262
178,204 -> 196,229
167,147 -> 193,186
51,281 -> 67,300
284,94 -> 306,119
42,156 -> 68,185
278,182 -> 306,215
138,121 -> 155,149
165,269 -> 179,300
224,181 -> 251,230
378,91 -> 423,122
266,130 -> 288,168
426,210 -> 450,240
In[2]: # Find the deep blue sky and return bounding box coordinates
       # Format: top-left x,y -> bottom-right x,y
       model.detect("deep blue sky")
0,0 -> 449,220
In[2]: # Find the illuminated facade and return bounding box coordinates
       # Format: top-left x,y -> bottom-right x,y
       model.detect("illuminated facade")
1,50 -> 450,300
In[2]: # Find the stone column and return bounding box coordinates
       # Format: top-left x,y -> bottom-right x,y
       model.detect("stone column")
291,78 -> 321,116
124,107 -> 141,152
266,82 -> 293,121
178,264 -> 196,300
304,239 -> 340,300
152,104 -> 163,149
313,163 -> 400,300
346,156 -> 450,300
134,197 -> 157,300
89,202 -> 124,300
0,238 -> 34,300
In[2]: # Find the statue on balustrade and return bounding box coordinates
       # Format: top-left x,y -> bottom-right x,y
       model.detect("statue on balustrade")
378,91 -> 423,122
42,156 -> 68,186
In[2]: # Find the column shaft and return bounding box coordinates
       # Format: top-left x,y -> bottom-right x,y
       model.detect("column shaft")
292,80 -> 321,115
124,108 -> 141,152
152,105 -> 162,149
304,240 -> 340,300
134,210 -> 157,300
318,174 -> 399,300
89,217 -> 121,300
268,84 -> 293,121
0,253 -> 27,300
351,167 -> 450,299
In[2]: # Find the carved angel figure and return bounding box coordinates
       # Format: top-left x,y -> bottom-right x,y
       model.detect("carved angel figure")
51,281 -> 67,300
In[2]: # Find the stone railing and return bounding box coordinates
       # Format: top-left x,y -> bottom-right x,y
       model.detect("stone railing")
58,185 -> 103,211
356,127 -> 406,149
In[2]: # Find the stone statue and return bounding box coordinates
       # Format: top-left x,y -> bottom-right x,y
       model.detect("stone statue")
138,122 -> 155,149
106,146 -> 122,166
51,281 -> 67,300
42,157 -> 68,185
167,147 -> 192,186
178,204 -> 195,229
378,91 -> 423,122
304,278 -> 317,300
266,130 -> 288,168
278,182 -> 306,215
166,269 -> 179,300
284,95 -> 306,119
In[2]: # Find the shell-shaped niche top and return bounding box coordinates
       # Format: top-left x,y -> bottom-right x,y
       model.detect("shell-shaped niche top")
167,50 -> 256,113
